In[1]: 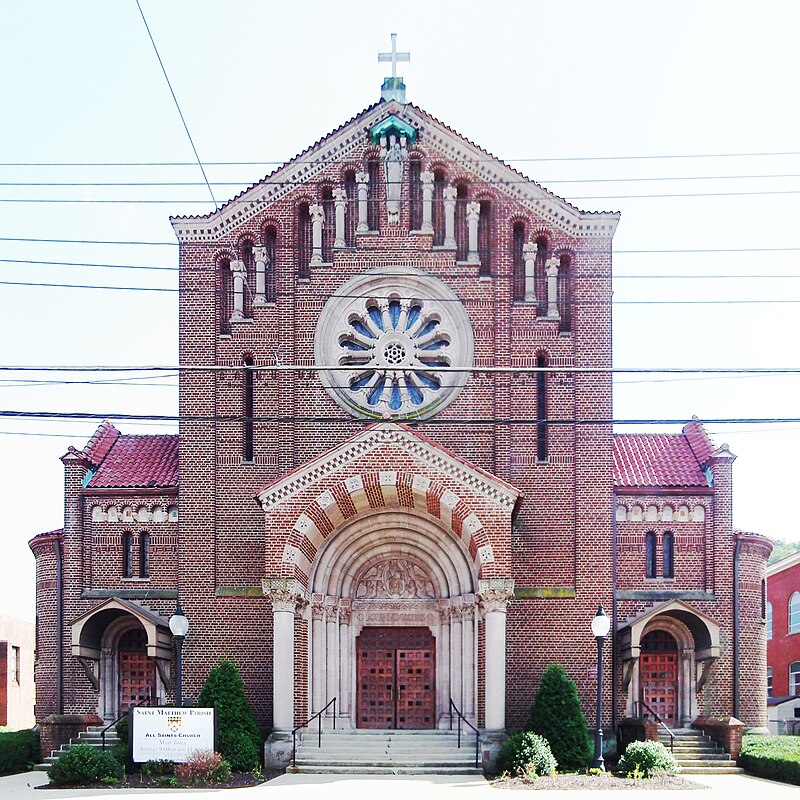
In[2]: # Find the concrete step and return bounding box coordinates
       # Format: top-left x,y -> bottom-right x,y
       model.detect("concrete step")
681,765 -> 744,774
291,765 -> 483,775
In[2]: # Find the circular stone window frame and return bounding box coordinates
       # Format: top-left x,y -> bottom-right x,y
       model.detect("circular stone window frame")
314,267 -> 475,420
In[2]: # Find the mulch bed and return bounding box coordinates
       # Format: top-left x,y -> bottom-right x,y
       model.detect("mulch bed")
491,773 -> 708,791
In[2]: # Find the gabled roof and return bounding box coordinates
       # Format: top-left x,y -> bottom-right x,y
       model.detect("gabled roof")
613,431 -> 710,489
170,99 -> 619,243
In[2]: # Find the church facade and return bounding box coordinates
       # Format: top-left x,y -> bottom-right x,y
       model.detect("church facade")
30,75 -> 771,764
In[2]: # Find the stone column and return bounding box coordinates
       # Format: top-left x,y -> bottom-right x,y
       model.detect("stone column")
438,600 -> 452,727
449,596 -> 464,710
253,246 -> 267,306
229,260 -> 245,321
356,172 -> 369,233
478,579 -> 515,731
421,170 -> 434,234
325,596 -> 339,716
443,186 -> 457,248
310,595 -> 325,714
545,257 -> 560,320
263,578 -> 304,731
462,597 -> 476,721
523,242 -> 537,303
309,204 -> 324,267
338,600 -> 352,719
681,649 -> 694,726
466,202 -> 481,265
333,188 -> 347,248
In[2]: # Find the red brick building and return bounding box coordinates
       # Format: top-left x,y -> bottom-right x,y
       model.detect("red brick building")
30,76 -> 771,763
766,552 -> 800,731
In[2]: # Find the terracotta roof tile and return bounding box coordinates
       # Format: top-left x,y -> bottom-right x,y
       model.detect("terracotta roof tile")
682,417 -> 717,465
87,434 -> 178,489
613,434 -> 709,489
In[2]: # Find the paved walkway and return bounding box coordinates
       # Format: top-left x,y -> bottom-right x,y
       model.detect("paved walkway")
2,770 -> 798,799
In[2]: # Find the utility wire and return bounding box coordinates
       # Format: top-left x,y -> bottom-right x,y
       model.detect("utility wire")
133,0 -> 217,210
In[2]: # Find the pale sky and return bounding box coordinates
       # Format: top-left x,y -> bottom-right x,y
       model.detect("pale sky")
2,1 -> 799,622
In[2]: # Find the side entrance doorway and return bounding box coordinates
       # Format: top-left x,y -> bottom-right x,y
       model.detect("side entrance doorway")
640,629 -> 678,726
356,627 -> 435,729
118,627 -> 156,714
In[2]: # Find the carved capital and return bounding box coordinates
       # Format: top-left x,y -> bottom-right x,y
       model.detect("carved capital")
477,578 -> 515,613
466,201 -> 480,221
262,577 -> 305,612
355,171 -> 369,185
333,187 -> 347,204
421,170 -> 434,187
443,186 -> 457,202
309,204 -> 325,223
338,599 -> 352,624
253,246 -> 267,264
522,242 -> 537,259
229,259 -> 245,276
545,256 -> 560,277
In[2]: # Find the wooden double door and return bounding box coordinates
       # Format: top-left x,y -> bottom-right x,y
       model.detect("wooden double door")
118,627 -> 156,714
356,627 -> 436,729
640,630 -> 678,725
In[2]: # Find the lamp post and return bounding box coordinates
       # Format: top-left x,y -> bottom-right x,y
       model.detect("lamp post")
169,601 -> 189,707
591,605 -> 611,771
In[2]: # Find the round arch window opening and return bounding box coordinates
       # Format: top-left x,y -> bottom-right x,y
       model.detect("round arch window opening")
315,268 -> 474,419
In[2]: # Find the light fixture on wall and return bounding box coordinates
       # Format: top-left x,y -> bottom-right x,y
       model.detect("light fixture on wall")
169,600 -> 189,707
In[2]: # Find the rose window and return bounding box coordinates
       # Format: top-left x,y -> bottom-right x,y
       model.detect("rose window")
315,269 -> 474,420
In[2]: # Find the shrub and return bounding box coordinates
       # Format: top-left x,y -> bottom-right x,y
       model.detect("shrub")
47,744 -> 124,787
739,734 -> 800,786
497,732 -> 557,777
526,664 -> 592,771
115,714 -> 129,746
0,729 -> 40,775
197,659 -> 261,770
175,750 -> 231,785
618,740 -> 680,778
142,759 -> 175,777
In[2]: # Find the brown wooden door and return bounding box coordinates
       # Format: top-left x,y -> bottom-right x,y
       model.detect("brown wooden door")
357,627 -> 435,729
118,627 -> 155,714
640,630 -> 678,725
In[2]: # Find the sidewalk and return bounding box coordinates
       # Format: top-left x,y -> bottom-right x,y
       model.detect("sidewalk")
2,770 -> 798,799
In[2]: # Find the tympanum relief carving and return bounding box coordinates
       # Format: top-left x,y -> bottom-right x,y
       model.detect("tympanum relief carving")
355,558 -> 436,600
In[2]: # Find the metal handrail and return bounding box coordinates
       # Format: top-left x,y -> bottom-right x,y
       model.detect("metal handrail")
635,699 -> 675,752
449,697 -> 480,769
291,697 -> 336,769
101,696 -> 151,751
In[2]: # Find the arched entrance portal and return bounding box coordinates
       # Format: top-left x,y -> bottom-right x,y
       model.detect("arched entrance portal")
117,627 -> 157,714
308,509 -> 478,729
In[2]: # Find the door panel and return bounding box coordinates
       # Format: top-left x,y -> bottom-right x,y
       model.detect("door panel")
357,627 -> 435,729
640,652 -> 678,725
118,627 -> 155,714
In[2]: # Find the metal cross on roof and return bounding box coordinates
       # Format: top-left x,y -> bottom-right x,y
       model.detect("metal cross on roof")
378,33 -> 410,79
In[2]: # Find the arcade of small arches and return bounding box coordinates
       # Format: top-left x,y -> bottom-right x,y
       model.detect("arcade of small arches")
616,502 -> 706,523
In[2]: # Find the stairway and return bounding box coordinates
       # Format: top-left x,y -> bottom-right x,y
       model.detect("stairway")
34,725 -> 120,772
657,728 -> 743,774
290,729 -> 482,775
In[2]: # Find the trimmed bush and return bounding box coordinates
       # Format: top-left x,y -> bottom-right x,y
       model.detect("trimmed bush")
739,734 -> 800,786
618,740 -> 680,778
175,750 -> 231,785
0,729 -> 40,775
526,664 -> 592,771
47,744 -> 124,787
197,659 -> 261,771
497,732 -> 557,777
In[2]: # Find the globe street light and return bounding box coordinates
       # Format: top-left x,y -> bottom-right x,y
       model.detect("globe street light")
591,605 -> 611,771
169,601 -> 189,707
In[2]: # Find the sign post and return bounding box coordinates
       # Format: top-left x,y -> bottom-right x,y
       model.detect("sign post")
131,707 -> 216,763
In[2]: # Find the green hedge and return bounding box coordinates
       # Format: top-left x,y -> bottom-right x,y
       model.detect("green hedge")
739,735 -> 800,785
0,729 -> 41,775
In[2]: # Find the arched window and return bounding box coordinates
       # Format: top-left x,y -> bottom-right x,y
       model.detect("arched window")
455,183 -> 469,262
535,237 -> 548,316
536,353 -> 548,462
219,257 -> 233,334
791,661 -> 800,695
408,155 -> 422,231
264,226 -> 277,303
663,531 -> 674,578
298,203 -> 312,279
139,532 -> 150,579
766,601 -> 773,640
512,222 -> 525,301
790,592 -> 800,633
558,253 -> 571,332
645,532 -> 657,579
122,532 -> 134,578
478,200 -> 491,277
767,666 -> 773,699
432,170 -> 446,246
241,240 -> 255,319
344,171 -> 357,246
321,186 -> 334,263
367,157 -> 380,231
243,355 -> 254,462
